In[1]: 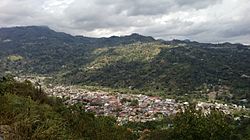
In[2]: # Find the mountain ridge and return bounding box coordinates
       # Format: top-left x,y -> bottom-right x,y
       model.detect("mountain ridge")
0,26 -> 155,46
1,26 -> 249,46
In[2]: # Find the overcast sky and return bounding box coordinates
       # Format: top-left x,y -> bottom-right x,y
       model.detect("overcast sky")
0,0 -> 249,44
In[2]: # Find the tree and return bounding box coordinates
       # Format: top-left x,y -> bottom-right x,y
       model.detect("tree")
146,105 -> 235,140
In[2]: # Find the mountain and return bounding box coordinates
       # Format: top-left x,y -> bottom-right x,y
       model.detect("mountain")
0,26 -> 155,74
0,26 -> 155,47
0,26 -> 75,43
0,26 -> 250,106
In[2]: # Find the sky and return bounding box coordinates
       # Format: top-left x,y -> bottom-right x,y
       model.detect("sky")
0,0 -> 249,44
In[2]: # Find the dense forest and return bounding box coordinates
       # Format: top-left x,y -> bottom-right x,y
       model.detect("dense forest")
0,26 -> 249,106
0,77 -> 250,140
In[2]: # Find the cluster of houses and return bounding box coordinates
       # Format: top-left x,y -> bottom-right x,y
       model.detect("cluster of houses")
44,85 -> 246,123
14,76 -> 248,123
45,86 -> 182,123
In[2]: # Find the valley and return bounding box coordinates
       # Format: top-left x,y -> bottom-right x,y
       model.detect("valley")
1,26 -> 250,139
1,26 -> 250,108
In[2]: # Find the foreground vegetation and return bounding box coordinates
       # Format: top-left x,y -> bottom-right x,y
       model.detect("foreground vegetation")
0,77 -> 250,140
0,77 -> 135,140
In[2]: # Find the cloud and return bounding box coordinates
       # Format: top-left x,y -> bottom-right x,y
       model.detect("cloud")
0,0 -> 249,44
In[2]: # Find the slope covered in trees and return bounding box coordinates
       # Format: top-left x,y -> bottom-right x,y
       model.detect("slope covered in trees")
0,26 -> 154,74
60,42 -> 250,106
0,26 -> 250,106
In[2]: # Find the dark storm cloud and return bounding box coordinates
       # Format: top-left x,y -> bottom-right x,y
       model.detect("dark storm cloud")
0,0 -> 249,44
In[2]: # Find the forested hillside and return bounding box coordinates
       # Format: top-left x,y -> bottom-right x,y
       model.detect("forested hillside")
0,26 -> 250,106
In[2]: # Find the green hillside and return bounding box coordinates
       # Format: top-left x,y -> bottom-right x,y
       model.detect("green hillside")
1,26 -> 250,106
60,42 -> 250,105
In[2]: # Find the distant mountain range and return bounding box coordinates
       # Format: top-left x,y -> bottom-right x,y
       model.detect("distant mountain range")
0,26 -> 155,46
0,26 -> 250,105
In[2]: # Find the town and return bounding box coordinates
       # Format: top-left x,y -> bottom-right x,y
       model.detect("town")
44,85 -> 247,123
15,76 -> 248,124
